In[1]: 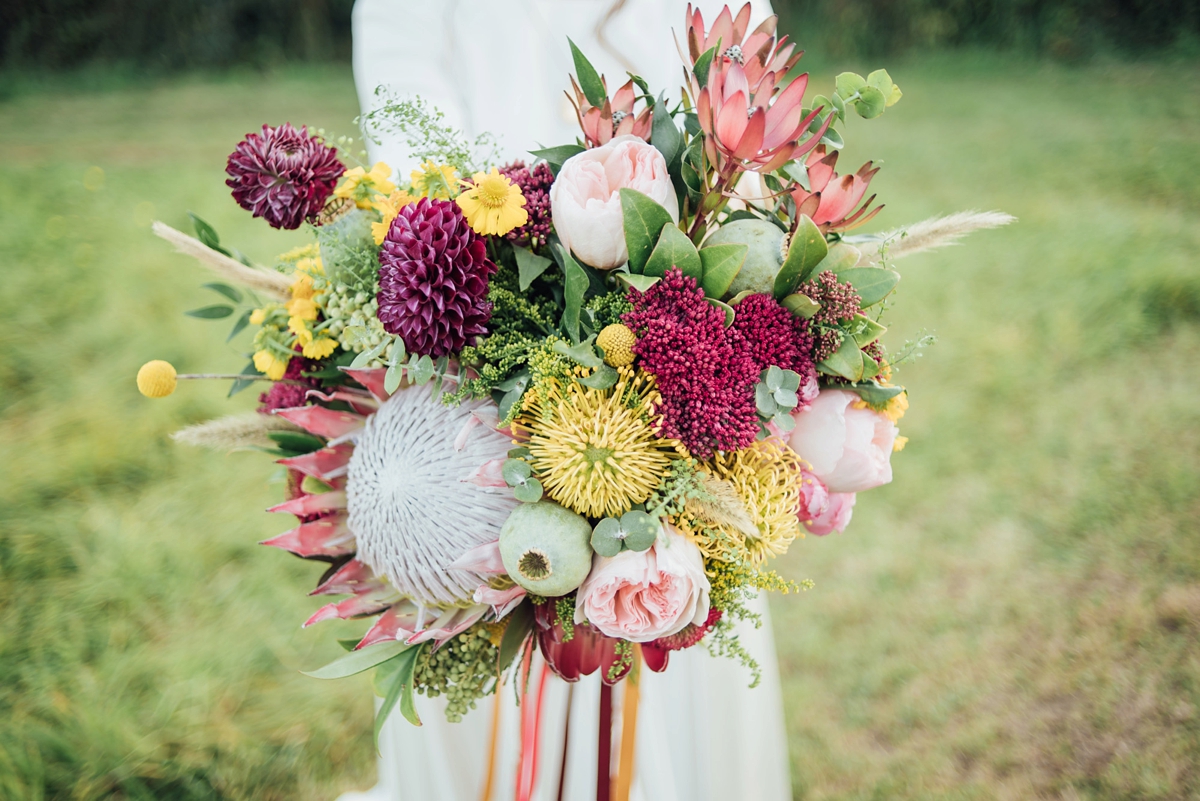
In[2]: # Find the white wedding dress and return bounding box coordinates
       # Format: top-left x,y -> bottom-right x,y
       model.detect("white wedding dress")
340,2 -> 790,799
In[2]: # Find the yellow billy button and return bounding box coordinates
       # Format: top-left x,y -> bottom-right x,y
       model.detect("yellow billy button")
596,323 -> 636,367
136,360 -> 177,398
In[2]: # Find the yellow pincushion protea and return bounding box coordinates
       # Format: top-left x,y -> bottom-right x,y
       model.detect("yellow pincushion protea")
596,323 -> 636,367
456,168 -> 528,236
679,440 -> 804,565
137,360 -> 177,398
512,367 -> 683,518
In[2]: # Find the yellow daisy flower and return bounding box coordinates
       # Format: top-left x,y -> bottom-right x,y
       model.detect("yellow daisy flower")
302,337 -> 338,360
249,309 -> 267,325
253,349 -> 289,380
288,315 -> 313,345
410,161 -> 458,200
371,189 -> 417,245
456,168 -> 528,237
335,162 -> 396,209
286,296 -> 319,322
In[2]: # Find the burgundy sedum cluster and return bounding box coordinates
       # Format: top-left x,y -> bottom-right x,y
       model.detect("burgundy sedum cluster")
225,123 -> 343,230
257,351 -> 320,414
623,268 -> 760,458
377,197 -> 497,357
498,161 -> 554,251
731,293 -> 817,391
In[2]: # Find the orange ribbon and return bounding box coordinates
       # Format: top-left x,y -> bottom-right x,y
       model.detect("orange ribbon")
612,645 -> 642,801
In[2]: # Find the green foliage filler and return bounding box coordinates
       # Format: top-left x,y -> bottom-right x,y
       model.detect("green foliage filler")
2,60 -> 1199,801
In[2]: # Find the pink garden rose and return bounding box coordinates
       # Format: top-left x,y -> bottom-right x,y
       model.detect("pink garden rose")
574,525 -> 710,642
788,389 -> 898,493
803,491 -> 855,536
550,135 -> 678,270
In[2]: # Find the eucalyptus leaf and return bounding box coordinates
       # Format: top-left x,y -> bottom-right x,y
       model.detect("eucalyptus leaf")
496,373 -> 530,421
834,72 -> 867,100
643,222 -> 702,280
867,69 -> 902,106
765,365 -> 783,391
303,640 -> 412,679
411,354 -> 435,385
779,369 -> 801,393
773,215 -> 828,299
384,362 -> 403,394
853,85 -> 887,119
351,339 -> 388,368
837,267 -> 900,307
514,246 -> 553,292
773,387 -> 799,409
619,189 -> 674,274
755,382 -> 778,415
620,511 -> 659,551
591,517 -> 625,557
772,411 -> 797,432
502,459 -> 532,486
203,282 -> 243,304
513,479 -> 543,503
699,243 -> 747,299
185,304 -> 234,319
568,38 -> 606,107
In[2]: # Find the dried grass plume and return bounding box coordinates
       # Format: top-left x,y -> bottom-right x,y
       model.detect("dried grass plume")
858,210 -> 1015,265
152,221 -> 292,300
685,473 -> 758,540
173,413 -> 302,452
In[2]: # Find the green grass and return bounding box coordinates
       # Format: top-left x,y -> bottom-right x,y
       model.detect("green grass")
1,56 -> 1199,800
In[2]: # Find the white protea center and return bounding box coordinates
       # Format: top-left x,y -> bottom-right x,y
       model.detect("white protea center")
347,385 -> 520,606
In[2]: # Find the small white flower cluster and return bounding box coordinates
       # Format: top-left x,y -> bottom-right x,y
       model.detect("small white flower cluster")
322,284 -> 398,366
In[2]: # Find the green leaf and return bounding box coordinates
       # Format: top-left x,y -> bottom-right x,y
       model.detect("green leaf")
375,644 -> 423,742
773,215 -> 828,300
227,360 -> 258,398
772,411 -> 797,432
765,365 -> 784,391
867,69 -> 902,106
651,94 -> 683,167
782,293 -> 821,318
513,479 -> 543,503
203,282 -> 242,304
497,602 -> 535,674
853,85 -> 887,119
268,430 -> 326,455
577,364 -> 619,390
693,45 -> 718,89
615,273 -> 661,293
819,243 -> 862,274
185,304 -> 233,319
819,126 -> 845,149
384,362 -> 403,394
351,339 -> 388,368
552,338 -> 603,369
852,315 -> 887,347
496,372 -> 530,421
619,189 -> 675,274
818,336 -> 865,381
627,73 -> 651,96
834,72 -> 867,100
502,459 -> 532,486
591,517 -> 625,557
836,267 -> 900,307
844,381 -> 905,406
226,308 -> 252,342
303,640 -> 413,679
337,638 -> 360,652
410,354 -> 436,385
699,243 -> 747,299
514,246 -> 553,292
508,446 -> 531,459
568,38 -> 607,108
773,387 -> 799,409
620,511 -> 659,552
779,369 -> 801,393
643,222 -> 701,280
755,382 -> 778,415
530,144 -> 585,176
559,247 -> 589,343
706,297 -> 735,326
188,212 -> 230,256
861,350 -> 881,380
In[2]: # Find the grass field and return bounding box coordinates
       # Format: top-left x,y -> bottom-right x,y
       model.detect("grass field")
1,55 -> 1199,800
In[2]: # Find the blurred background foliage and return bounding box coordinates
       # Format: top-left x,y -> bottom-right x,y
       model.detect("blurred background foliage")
1,0 -> 1198,75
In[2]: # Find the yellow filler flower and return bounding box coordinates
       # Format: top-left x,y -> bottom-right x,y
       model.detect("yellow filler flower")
513,367 -> 681,518
253,350 -> 289,380
371,189 -> 417,244
410,161 -> 458,199
335,162 -> 396,209
456,168 -> 529,236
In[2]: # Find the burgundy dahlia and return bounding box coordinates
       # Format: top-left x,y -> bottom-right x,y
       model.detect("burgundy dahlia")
377,197 -> 497,357
623,268 -> 760,458
498,160 -> 554,251
225,123 -> 343,230
731,293 -> 817,390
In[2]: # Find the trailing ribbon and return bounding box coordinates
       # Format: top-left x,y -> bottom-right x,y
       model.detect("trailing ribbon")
479,683 -> 503,801
613,646 -> 641,801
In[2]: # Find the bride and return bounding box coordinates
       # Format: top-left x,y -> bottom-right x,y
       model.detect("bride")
341,2 -> 790,799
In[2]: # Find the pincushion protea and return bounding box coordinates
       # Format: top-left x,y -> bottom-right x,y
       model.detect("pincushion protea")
263,368 -> 520,649
225,123 -> 343,230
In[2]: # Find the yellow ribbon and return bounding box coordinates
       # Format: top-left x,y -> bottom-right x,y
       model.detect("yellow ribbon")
613,645 -> 641,801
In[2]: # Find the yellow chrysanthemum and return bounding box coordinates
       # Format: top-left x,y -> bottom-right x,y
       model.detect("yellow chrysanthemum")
371,189 -> 418,245
136,360 -> 177,398
456,168 -> 528,236
249,309 -> 266,325
290,271 -> 316,301
410,161 -> 458,200
253,349 -> 289,380
680,440 -> 804,565
287,296 -> 319,322
596,324 -> 636,367
512,367 -> 683,518
288,315 -> 313,345
302,337 -> 338,359
335,162 -> 396,209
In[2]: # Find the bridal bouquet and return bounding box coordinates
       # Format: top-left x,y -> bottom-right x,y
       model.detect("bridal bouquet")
137,3 -> 1005,735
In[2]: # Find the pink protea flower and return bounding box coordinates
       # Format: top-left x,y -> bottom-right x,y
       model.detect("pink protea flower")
623,268 -> 760,457
730,293 -> 817,396
697,60 -> 830,174
683,3 -> 801,94
569,77 -> 653,149
377,197 -> 497,357
225,123 -> 343,230
790,145 -> 883,233
499,161 -> 554,251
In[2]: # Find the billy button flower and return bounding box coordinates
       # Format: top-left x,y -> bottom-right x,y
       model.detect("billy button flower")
456,168 -> 529,237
